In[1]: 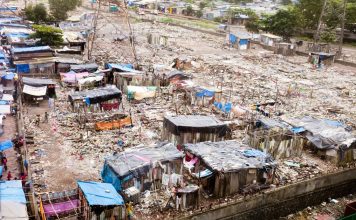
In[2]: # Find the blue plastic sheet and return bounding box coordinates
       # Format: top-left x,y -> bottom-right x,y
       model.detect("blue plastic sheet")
229,34 -> 237,44
16,64 -> 30,73
77,181 -> 124,206
2,72 -> 15,80
0,100 -> 9,105
243,149 -> 266,158
0,140 -> 13,151
101,163 -> 123,191
0,180 -> 26,203
0,166 -> 3,176
291,127 -> 306,133
106,63 -> 135,72
214,102 -> 232,113
240,39 -> 248,45
195,89 -> 215,98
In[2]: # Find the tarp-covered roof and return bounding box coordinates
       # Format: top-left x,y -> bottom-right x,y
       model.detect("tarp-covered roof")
22,77 -> 56,86
164,115 -> 228,136
68,85 -> 122,104
11,46 -> 52,54
0,140 -> 13,151
70,63 -> 98,73
0,180 -> 28,219
283,116 -> 356,150
23,85 -> 47,97
106,63 -> 141,73
104,142 -> 183,178
77,181 -> 124,206
184,140 -> 275,173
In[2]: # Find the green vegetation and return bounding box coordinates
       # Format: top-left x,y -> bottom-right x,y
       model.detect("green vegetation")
30,25 -> 64,46
159,17 -> 217,30
24,4 -> 48,24
234,0 -> 356,41
48,0 -> 82,21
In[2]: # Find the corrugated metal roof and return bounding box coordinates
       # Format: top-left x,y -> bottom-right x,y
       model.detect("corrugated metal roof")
12,46 -> 52,54
77,181 -> 124,206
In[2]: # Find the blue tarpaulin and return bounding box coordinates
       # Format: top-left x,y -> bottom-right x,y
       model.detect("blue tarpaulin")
12,46 -> 51,54
229,34 -> 237,44
77,181 -> 124,206
101,163 -> 123,191
243,149 -> 266,158
2,73 -> 15,80
323,119 -> 344,127
0,180 -> 26,203
0,100 -> 10,105
105,63 -> 135,72
0,140 -> 13,151
214,102 -> 232,113
192,169 -> 213,178
291,127 -> 306,133
240,39 -> 248,45
0,166 -> 3,176
196,89 -> 215,98
16,64 -> 30,73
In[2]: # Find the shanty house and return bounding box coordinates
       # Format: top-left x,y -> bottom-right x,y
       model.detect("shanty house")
274,43 -> 296,56
309,52 -> 335,68
70,63 -> 98,73
39,189 -> 79,219
162,115 -> 229,146
11,46 -> 55,75
77,181 -> 125,219
228,33 -> 251,50
101,142 -> 184,193
68,85 -> 122,112
21,77 -> 56,104
260,34 -> 282,47
283,116 -> 356,164
184,141 -> 276,198
0,180 -> 29,220
247,117 -> 305,159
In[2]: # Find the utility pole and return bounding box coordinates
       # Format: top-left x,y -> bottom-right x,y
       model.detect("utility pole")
314,0 -> 328,44
122,0 -> 138,66
87,0 -> 101,60
338,0 -> 347,58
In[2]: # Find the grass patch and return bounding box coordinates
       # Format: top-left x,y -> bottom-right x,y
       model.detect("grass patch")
159,17 -> 218,30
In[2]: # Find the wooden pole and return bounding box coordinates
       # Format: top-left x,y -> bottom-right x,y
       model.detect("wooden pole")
338,0 -> 347,58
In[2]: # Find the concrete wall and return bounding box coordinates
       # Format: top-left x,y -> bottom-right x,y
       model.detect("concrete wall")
179,168 -> 356,220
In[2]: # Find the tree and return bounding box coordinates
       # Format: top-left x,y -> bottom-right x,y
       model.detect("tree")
199,1 -> 207,10
262,7 -> 304,40
30,25 -> 63,46
196,10 -> 203,18
24,4 -> 48,24
320,30 -> 337,43
186,5 -> 194,16
48,0 -> 81,21
281,0 -> 292,5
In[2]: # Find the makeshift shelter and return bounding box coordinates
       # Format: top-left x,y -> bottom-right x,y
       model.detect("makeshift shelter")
228,33 -> 251,50
105,63 -> 140,84
176,184 -> 200,211
283,116 -> 356,164
39,189 -> 80,220
309,52 -> 335,68
260,34 -> 282,47
184,141 -> 276,197
11,46 -> 54,61
70,63 -> 98,73
68,85 -> 122,112
0,180 -> 29,219
162,115 -> 228,146
101,142 -> 184,193
274,43 -> 296,56
14,57 -> 56,75
247,118 -> 305,159
21,77 -> 56,103
77,181 -> 125,219
113,72 -> 144,92
127,85 -> 157,101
